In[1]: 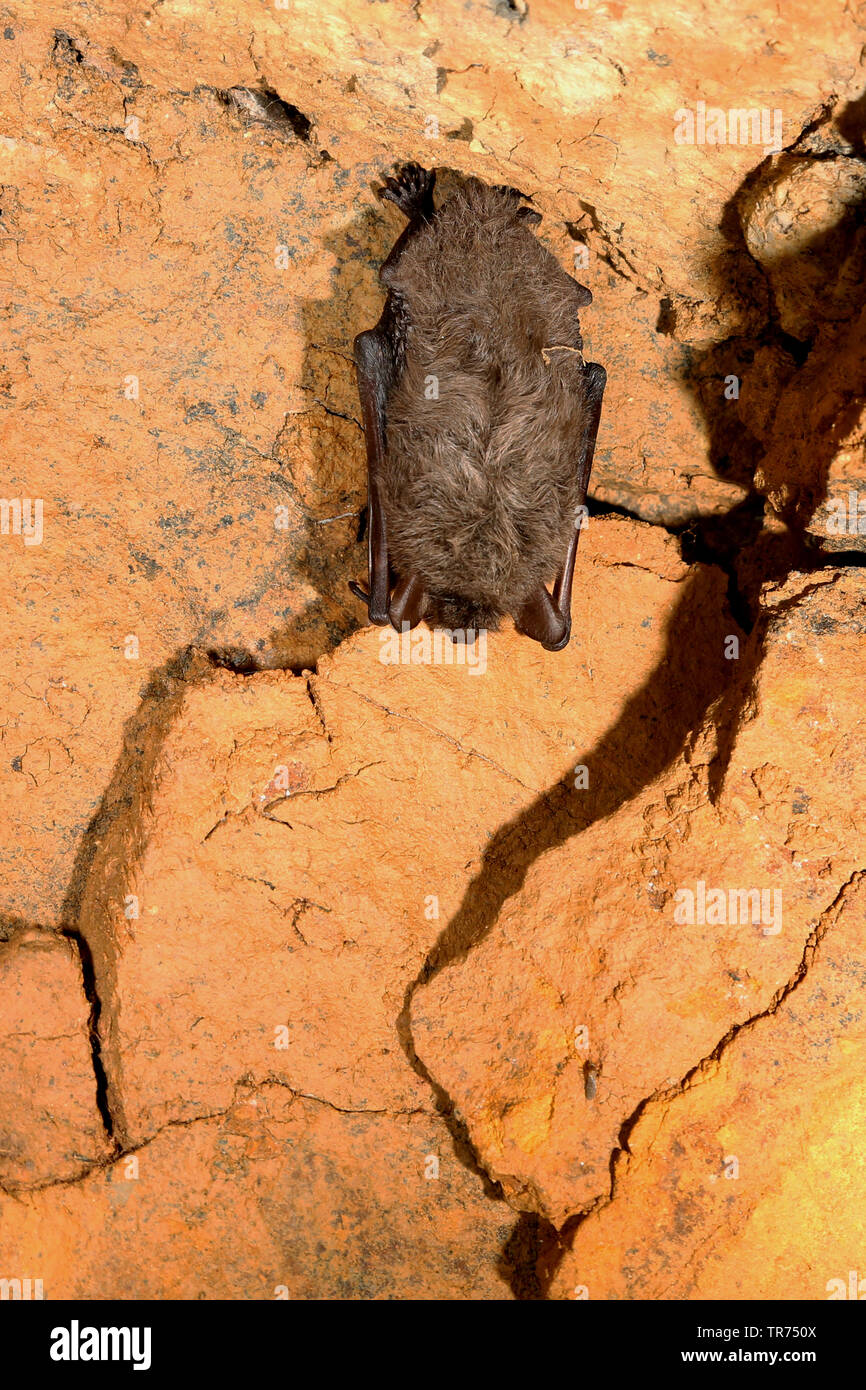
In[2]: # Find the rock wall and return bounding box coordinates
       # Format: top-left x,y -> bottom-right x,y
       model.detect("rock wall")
1,0 -> 864,1298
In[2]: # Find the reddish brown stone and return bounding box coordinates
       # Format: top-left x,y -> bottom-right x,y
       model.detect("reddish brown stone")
0,1085 -> 522,1299
1,0 -> 864,1302
0,928 -> 111,1189
548,875 -> 866,1300
412,570 -> 866,1224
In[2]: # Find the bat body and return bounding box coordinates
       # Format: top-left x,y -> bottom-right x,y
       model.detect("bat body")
350,164 -> 606,650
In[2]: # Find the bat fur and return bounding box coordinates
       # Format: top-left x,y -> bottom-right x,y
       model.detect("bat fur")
378,176 -> 596,633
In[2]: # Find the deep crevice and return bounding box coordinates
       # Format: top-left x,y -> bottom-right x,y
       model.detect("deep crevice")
205,646 -> 317,677
61,927 -> 119,1151
52,30 -> 85,64
216,86 -> 314,142
393,982 -> 552,1297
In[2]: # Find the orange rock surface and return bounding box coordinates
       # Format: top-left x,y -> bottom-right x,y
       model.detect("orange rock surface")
0,928 -> 111,1188
412,570 -> 866,1229
1,0 -> 864,1299
548,875 -> 866,1300
68,518 -> 727,1150
1,1085 -> 522,1300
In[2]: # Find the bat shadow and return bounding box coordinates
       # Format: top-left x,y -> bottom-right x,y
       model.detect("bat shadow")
397,103 -> 866,1296
397,559 -> 750,1294
251,189 -> 404,670
207,181 -> 405,673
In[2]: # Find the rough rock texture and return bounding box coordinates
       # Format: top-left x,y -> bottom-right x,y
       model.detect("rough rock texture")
756,301 -> 866,551
1,0 -> 865,1300
0,515 -> 741,1296
0,1085 -> 519,1299
548,874 -> 866,1300
411,569 -> 866,1225
3,2 -> 866,924
73,517 -> 727,1149
0,928 -> 111,1188
740,154 -> 866,343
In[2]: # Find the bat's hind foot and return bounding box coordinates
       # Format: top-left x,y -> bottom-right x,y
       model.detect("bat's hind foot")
378,162 -> 436,220
348,578 -> 389,626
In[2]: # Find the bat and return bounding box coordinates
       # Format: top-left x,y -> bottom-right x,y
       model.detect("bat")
349,163 -> 606,650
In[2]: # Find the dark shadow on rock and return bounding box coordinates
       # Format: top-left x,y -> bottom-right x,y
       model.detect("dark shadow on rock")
250,182 -> 407,671
402,563 -> 744,995
57,645 -> 209,1148
676,95 -> 866,620
207,178 -> 395,674
397,559 -> 749,1274
400,97 -> 866,1292
498,1211 -> 560,1300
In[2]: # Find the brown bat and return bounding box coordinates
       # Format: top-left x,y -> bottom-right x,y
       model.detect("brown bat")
349,163 -> 606,650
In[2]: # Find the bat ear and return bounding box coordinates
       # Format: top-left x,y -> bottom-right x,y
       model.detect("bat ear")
388,572 -> 429,632
514,586 -> 570,650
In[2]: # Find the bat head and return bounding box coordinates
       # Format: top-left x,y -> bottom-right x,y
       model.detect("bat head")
384,577 -> 569,651
430,592 -> 504,635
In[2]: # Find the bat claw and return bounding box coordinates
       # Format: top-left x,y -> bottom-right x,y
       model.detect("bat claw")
348,579 -> 369,603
